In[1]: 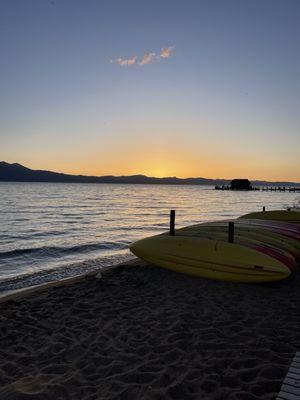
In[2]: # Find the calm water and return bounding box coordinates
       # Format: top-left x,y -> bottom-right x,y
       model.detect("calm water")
0,182 -> 296,292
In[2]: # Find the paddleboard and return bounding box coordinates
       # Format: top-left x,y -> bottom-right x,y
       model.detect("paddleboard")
239,210 -> 300,224
130,235 -> 291,283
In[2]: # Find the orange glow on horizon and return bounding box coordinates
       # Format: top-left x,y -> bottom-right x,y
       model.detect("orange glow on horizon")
9,155 -> 300,183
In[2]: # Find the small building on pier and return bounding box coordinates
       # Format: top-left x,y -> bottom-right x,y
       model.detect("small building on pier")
215,179 -> 255,190
230,179 -> 252,191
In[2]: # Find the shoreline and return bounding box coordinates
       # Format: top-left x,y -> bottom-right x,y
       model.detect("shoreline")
0,258 -> 143,304
1,261 -> 299,399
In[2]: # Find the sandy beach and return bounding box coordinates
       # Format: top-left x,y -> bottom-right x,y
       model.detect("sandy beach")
0,261 -> 300,400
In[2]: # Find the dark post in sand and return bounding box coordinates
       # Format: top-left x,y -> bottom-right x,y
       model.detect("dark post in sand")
170,210 -> 175,236
228,222 -> 234,243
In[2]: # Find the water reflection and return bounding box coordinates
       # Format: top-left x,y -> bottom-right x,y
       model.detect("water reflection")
0,182 -> 297,282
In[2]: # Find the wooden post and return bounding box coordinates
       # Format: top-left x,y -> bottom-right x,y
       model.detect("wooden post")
170,210 -> 175,236
228,222 -> 234,243
263,206 -> 265,212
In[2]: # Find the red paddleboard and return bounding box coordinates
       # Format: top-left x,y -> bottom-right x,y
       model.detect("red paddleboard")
238,219 -> 300,235
247,243 -> 297,272
235,220 -> 300,241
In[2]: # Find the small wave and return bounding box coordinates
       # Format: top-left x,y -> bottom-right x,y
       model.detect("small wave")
0,242 -> 127,260
0,251 -> 134,293
3,230 -> 67,240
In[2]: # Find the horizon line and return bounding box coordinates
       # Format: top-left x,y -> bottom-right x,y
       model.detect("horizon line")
1,161 -> 300,185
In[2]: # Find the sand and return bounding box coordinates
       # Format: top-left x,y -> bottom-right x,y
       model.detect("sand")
0,262 -> 300,400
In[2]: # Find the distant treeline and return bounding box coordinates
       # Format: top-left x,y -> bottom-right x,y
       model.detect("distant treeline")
0,162 -> 299,187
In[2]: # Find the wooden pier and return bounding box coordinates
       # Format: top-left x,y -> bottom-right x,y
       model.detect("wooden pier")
215,185 -> 300,192
261,187 -> 300,192
215,185 -> 259,191
215,178 -> 300,192
277,352 -> 300,399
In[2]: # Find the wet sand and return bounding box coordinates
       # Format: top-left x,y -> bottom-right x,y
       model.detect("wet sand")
0,262 -> 300,399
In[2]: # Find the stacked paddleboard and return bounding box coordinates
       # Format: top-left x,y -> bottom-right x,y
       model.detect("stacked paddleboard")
130,210 -> 300,283
239,210 -> 300,225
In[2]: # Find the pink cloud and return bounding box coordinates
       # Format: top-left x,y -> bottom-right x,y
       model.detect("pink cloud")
138,52 -> 157,66
111,46 -> 175,67
160,46 -> 175,59
116,56 -> 137,66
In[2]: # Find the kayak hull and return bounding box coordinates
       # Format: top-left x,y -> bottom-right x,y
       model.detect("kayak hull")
130,235 -> 291,283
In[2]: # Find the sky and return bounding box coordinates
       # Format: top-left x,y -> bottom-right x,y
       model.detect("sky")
0,0 -> 300,181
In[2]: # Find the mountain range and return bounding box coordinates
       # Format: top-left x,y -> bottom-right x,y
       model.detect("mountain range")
0,161 -> 299,186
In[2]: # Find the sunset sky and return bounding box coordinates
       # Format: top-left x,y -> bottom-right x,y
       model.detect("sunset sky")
1,0 -> 300,181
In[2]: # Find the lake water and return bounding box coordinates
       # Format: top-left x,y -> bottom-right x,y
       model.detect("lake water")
0,182 -> 297,293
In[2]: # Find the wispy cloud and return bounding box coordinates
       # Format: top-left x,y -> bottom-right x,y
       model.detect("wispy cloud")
139,52 -> 157,66
110,46 -> 175,67
160,46 -> 175,59
115,56 -> 137,66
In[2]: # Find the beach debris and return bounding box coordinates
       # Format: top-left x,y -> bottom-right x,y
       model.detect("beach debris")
95,272 -> 102,279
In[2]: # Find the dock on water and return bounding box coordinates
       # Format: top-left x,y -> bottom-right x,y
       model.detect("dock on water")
261,187 -> 300,192
215,186 -> 300,192
215,179 -> 300,192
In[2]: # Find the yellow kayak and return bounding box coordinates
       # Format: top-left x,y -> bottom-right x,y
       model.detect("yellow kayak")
130,235 -> 290,283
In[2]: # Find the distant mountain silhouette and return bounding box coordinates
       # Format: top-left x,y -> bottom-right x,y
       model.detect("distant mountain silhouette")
0,162 -> 298,186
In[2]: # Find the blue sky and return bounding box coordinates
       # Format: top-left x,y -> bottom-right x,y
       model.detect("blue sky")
1,0 -> 300,180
